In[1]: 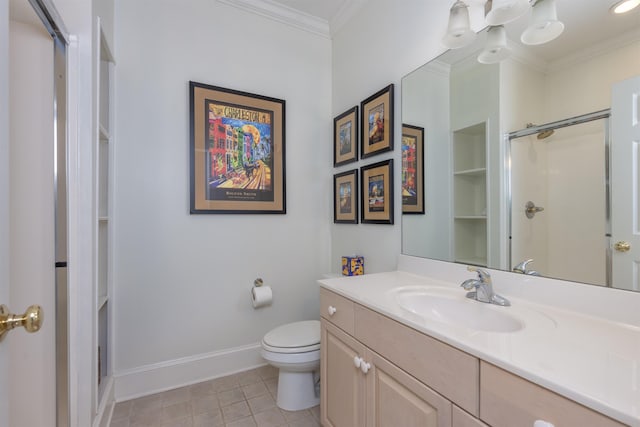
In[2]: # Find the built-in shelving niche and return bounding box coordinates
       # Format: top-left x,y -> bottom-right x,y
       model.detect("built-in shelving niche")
96,23 -> 114,406
453,122 -> 487,267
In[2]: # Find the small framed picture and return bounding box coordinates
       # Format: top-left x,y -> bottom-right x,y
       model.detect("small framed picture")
334,106 -> 358,166
334,169 -> 358,224
361,84 -> 394,159
361,159 -> 394,224
401,124 -> 424,214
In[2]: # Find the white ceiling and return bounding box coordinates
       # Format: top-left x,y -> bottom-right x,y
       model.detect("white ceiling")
267,0 -> 639,60
10,0 -> 639,59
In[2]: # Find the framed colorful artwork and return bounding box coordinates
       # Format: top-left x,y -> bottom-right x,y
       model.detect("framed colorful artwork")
401,124 -> 424,214
334,169 -> 358,224
334,106 -> 358,166
360,84 -> 394,159
360,159 -> 394,224
189,81 -> 286,214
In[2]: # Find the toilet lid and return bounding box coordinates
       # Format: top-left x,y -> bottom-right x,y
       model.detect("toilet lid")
263,320 -> 320,349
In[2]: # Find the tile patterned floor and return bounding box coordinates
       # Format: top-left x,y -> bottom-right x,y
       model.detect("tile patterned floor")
109,365 -> 321,427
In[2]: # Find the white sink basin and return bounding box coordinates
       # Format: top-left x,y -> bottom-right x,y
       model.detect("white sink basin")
393,287 -> 524,333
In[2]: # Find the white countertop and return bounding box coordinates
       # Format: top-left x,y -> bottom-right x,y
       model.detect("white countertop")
319,270 -> 640,426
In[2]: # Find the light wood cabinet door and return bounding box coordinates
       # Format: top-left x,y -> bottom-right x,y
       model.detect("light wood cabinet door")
452,406 -> 489,427
321,320 -> 366,427
365,348 -> 452,427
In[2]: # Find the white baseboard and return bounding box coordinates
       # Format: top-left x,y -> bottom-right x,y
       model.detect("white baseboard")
113,343 -> 265,401
94,376 -> 115,427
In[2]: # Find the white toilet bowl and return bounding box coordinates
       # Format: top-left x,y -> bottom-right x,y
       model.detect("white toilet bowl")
261,320 -> 321,411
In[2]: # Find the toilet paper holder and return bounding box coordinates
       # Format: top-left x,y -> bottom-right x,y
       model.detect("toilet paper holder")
254,278 -> 264,287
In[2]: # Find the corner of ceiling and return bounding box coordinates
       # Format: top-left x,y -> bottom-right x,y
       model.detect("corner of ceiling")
217,0 -> 332,38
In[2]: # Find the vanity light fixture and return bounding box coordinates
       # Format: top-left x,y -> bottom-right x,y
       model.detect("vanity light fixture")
442,0 -> 477,49
610,0 -> 640,14
477,25 -> 511,64
484,0 -> 530,26
521,0 -> 564,45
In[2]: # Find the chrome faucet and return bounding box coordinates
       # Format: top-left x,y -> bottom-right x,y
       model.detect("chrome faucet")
512,259 -> 541,276
461,266 -> 510,306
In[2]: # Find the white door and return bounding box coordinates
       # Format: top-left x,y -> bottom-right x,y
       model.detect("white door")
1,1 -> 10,425
611,75 -> 640,291
1,0 -> 57,425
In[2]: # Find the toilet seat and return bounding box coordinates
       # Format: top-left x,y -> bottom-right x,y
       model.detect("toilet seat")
262,320 -> 320,354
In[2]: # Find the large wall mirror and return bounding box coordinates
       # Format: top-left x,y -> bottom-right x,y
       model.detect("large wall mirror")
401,0 -> 640,291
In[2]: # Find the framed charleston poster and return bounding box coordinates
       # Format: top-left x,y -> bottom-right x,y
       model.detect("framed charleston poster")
189,81 -> 286,214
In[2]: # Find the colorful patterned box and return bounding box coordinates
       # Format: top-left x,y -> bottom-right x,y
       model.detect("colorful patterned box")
342,256 -> 364,276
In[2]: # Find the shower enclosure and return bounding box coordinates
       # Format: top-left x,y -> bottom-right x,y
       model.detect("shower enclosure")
508,110 -> 611,286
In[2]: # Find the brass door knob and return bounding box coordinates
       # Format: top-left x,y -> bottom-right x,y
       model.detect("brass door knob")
0,304 -> 43,341
614,241 -> 631,252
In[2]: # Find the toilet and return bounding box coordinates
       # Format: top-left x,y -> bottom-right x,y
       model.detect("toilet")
261,320 -> 321,411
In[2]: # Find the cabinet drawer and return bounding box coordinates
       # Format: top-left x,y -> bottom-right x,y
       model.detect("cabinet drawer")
480,362 -> 626,427
320,288 -> 355,335
354,304 -> 480,416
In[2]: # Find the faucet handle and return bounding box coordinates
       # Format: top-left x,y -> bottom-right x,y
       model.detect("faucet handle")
460,279 -> 479,291
513,259 -> 533,273
466,266 -> 491,284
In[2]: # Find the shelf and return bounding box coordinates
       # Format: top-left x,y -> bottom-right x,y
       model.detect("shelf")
453,121 -> 488,268
454,168 -> 486,176
99,124 -> 110,141
454,216 -> 487,220
98,295 -> 108,310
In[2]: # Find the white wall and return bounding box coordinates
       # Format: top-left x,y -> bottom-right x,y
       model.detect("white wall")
113,0 -> 332,390
331,0 -> 470,274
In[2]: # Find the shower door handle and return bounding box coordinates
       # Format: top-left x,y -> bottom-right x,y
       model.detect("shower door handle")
525,201 -> 544,219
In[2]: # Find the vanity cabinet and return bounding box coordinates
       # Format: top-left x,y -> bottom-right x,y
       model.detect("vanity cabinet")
479,362 -> 626,427
320,286 -> 630,427
321,288 -> 469,427
453,407 -> 489,427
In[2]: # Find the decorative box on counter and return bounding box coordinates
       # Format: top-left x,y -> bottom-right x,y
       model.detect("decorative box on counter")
342,255 -> 364,276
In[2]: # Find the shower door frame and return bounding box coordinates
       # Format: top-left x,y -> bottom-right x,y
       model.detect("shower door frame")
506,109 -> 612,286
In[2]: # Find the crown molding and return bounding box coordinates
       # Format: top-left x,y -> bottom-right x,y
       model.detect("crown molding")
547,28 -> 640,73
425,60 -> 452,77
329,0 -> 368,37
217,0 -> 331,38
